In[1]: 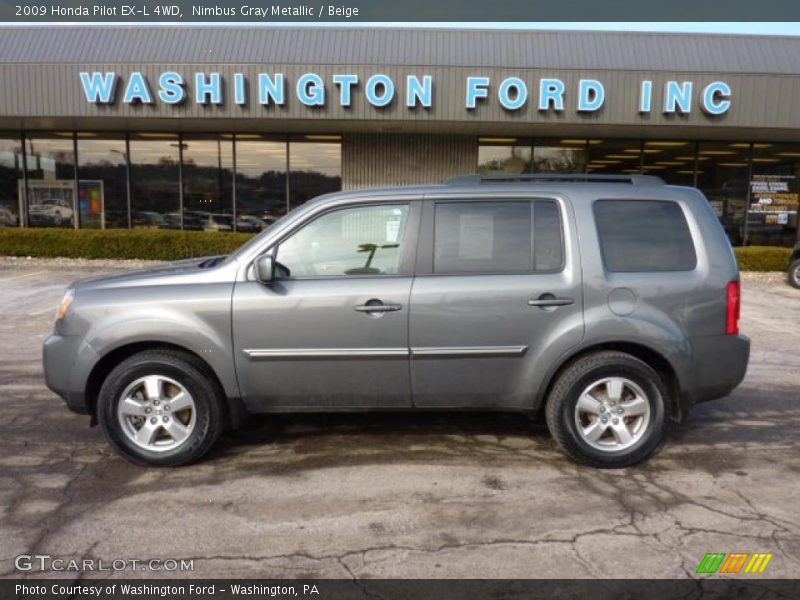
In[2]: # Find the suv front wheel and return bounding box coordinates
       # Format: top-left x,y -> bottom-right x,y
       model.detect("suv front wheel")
789,258 -> 800,289
97,349 -> 224,466
545,351 -> 668,468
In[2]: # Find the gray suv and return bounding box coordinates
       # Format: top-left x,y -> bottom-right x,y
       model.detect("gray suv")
44,174 -> 750,468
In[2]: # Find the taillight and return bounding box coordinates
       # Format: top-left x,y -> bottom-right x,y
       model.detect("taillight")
726,280 -> 740,335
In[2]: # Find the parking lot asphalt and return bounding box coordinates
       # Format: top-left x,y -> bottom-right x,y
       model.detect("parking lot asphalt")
0,259 -> 798,580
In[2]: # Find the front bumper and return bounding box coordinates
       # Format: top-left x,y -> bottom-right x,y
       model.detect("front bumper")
43,333 -> 96,414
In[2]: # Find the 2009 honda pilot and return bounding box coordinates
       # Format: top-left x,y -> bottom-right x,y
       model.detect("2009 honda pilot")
44,174 -> 750,468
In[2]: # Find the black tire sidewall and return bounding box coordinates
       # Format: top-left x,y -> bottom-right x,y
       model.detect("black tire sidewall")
554,357 -> 667,467
98,354 -> 220,466
790,260 -> 800,289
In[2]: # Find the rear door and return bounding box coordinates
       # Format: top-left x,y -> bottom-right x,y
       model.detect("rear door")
409,195 -> 584,409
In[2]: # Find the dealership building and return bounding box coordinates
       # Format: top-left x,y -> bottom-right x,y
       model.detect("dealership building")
0,26 -> 798,245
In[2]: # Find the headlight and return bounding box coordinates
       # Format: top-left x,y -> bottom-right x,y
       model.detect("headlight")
56,288 -> 75,321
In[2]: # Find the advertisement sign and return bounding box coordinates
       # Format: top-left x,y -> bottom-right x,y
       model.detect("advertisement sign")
749,174 -> 799,226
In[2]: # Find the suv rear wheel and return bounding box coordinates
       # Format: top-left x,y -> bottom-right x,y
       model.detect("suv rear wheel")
545,351 -> 667,468
97,349 -> 224,466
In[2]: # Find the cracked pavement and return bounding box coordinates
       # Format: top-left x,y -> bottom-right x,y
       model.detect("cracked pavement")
0,260 -> 798,580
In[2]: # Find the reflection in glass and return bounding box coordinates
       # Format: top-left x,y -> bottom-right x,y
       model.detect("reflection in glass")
129,134 -> 180,229
182,135 -> 234,231
534,140 -> 587,173
748,143 -> 800,246
235,137 -> 288,221
642,141 -> 695,186
25,135 -> 76,228
0,134 -> 23,227
696,142 -> 751,245
77,134 -> 127,228
289,140 -> 342,210
587,140 -> 642,175
478,142 -> 532,174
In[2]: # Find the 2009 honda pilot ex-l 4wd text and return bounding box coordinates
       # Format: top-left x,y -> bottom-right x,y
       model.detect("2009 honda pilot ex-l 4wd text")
44,174 -> 750,468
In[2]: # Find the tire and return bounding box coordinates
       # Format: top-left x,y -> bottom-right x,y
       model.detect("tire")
545,351 -> 668,468
97,349 -> 224,466
789,259 -> 800,290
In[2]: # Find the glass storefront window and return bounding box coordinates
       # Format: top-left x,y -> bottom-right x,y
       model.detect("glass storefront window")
747,143 -> 800,247
235,135 -> 288,222
25,134 -> 76,228
642,141 -> 696,186
533,139 -> 587,173
182,135 -> 235,232
478,139 -> 532,174
289,137 -> 342,210
587,140 -> 642,175
696,142 -> 752,246
76,133 -> 128,229
129,134 -> 180,229
0,134 -> 23,227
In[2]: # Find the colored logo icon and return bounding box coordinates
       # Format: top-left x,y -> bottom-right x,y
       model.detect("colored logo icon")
696,552 -> 773,574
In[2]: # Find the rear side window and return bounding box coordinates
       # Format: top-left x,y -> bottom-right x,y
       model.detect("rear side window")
594,199 -> 696,272
433,200 -> 563,274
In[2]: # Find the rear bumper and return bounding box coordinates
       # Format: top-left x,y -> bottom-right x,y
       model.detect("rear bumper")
686,334 -> 750,405
43,333 -> 96,414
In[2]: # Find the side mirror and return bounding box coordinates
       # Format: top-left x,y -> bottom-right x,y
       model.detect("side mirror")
254,254 -> 275,284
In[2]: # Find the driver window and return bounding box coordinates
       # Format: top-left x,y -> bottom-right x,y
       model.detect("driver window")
276,204 -> 410,277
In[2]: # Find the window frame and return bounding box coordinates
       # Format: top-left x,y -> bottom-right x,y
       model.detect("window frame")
415,196 -> 566,277
592,197 -> 698,273
266,199 -> 422,281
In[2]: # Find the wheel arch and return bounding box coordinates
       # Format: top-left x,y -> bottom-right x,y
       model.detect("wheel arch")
536,341 -> 684,422
84,341 -> 246,429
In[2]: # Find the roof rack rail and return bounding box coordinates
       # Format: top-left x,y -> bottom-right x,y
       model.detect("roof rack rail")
446,173 -> 665,186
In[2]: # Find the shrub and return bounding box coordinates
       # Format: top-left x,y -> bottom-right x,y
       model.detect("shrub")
0,229 -> 794,271
734,246 -> 792,272
0,228 -> 255,261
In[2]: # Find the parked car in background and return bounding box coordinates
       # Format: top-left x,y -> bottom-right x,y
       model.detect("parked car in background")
133,211 -> 165,228
0,206 -> 17,226
158,213 -> 205,231
236,215 -> 270,233
789,242 -> 800,289
29,200 -> 73,227
44,174 -> 750,468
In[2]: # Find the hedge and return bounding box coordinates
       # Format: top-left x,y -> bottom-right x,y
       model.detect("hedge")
0,228 -> 255,261
734,246 -> 793,272
0,228 -> 794,271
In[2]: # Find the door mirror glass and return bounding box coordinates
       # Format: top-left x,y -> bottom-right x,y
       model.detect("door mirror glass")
254,254 -> 275,283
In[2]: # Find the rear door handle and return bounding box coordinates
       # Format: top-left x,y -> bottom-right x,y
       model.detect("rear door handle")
528,295 -> 575,307
355,302 -> 403,313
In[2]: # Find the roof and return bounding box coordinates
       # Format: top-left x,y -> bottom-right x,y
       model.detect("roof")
1,26 -> 799,74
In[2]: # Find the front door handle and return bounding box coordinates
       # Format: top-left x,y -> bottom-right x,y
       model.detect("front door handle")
355,301 -> 403,313
528,295 -> 575,308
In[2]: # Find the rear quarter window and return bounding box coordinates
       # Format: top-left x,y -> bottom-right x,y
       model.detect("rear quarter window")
594,199 -> 697,272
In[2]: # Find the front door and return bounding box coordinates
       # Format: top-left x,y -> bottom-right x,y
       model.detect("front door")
233,201 -> 419,410
409,197 -> 584,408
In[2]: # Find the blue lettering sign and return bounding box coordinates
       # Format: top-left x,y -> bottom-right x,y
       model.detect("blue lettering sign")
664,81 -> 693,114
79,72 -> 117,103
498,77 -> 527,110
701,81 -> 731,115
639,80 -> 653,113
539,79 -> 565,111
259,73 -> 285,105
578,79 -> 605,112
234,73 -> 246,105
195,72 -> 222,104
406,75 -> 432,108
333,74 -> 358,107
366,74 -> 394,107
297,73 -> 325,106
123,72 -> 153,104
158,72 -> 185,104
466,76 -> 490,109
